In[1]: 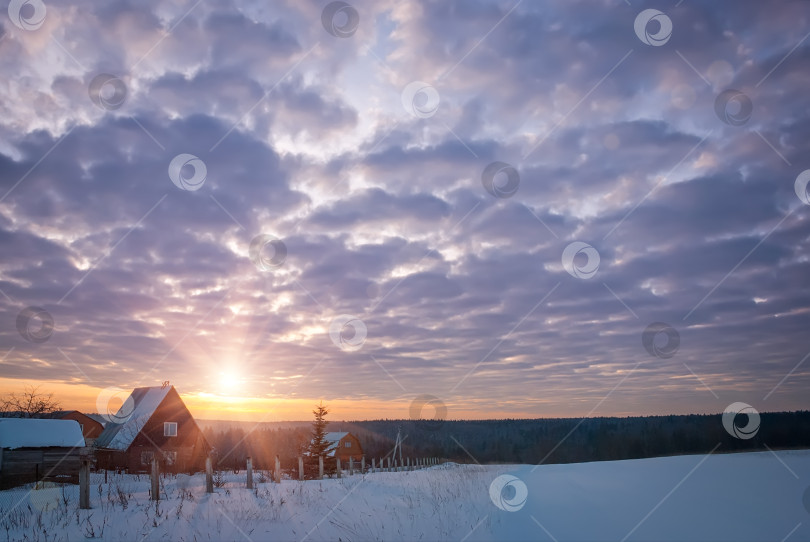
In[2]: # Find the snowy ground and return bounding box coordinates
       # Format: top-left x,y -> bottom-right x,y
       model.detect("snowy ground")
1,450 -> 808,541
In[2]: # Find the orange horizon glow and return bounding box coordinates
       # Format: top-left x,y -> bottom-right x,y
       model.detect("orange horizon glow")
0,377 -> 785,422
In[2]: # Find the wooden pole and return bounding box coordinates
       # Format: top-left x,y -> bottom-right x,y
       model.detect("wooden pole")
274,455 -> 281,483
336,458 -> 342,478
79,459 -> 90,509
298,456 -> 304,481
246,457 -> 253,489
205,456 -> 213,494
318,455 -> 324,480
150,457 -> 160,501
349,457 -> 354,476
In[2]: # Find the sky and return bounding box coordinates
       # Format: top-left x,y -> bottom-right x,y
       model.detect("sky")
0,0 -> 809,422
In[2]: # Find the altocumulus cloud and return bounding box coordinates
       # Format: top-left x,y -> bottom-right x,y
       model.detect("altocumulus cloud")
0,0 -> 808,418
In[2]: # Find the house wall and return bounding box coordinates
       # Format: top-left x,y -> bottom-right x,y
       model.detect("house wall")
334,434 -> 364,462
0,447 -> 81,490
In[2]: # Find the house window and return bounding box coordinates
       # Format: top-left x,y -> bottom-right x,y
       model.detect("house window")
164,422 -> 178,437
141,451 -> 155,465
163,451 -> 177,465
344,441 -> 351,448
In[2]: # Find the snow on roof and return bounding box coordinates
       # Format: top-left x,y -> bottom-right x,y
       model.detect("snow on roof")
0,419 -> 85,449
94,386 -> 172,451
323,432 -> 349,457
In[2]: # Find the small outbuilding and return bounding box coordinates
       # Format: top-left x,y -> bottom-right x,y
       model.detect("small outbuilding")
0,418 -> 85,489
323,432 -> 364,463
94,384 -> 210,473
38,411 -> 105,446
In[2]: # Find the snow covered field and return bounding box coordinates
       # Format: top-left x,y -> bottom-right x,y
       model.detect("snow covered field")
1,450 -> 808,541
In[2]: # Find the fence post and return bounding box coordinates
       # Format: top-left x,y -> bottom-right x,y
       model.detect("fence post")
298,456 -> 304,481
274,455 -> 281,483
371,457 -> 375,473
150,457 -> 160,501
79,459 -> 90,509
318,455 -> 324,480
205,456 -> 213,494
336,458 -> 342,478
246,457 -> 253,489
387,457 -> 391,472
361,456 -> 365,474
349,457 -> 353,476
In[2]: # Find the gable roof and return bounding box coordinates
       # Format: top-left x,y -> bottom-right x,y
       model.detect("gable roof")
0,419 -> 85,449
94,386 -> 172,450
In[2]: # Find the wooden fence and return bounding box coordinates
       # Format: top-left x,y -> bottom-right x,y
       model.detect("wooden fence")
72,454 -> 446,508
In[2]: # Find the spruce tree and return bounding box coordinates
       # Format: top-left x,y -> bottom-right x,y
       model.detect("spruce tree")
305,402 -> 332,476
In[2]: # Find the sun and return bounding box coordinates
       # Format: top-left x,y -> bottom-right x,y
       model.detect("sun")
219,371 -> 241,395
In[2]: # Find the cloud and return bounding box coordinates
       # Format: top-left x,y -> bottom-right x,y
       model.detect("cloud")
1,0 -> 809,419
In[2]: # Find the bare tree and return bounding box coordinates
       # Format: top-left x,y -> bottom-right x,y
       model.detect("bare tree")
0,384 -> 61,417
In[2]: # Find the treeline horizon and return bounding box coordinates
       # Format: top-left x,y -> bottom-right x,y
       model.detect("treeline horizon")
198,409 -> 810,424
200,410 -> 810,471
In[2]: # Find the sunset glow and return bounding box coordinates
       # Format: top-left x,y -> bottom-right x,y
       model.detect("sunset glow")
0,0 -> 808,425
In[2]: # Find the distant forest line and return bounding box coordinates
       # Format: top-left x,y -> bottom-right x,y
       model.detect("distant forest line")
199,411 -> 810,471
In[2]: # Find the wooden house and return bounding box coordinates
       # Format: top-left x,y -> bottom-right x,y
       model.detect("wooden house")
323,432 -> 363,462
94,384 -> 210,473
38,411 -> 105,446
0,418 -> 85,489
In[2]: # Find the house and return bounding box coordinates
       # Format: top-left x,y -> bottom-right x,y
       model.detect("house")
0,418 -> 85,489
323,432 -> 363,463
94,384 -> 210,473
37,411 -> 105,446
